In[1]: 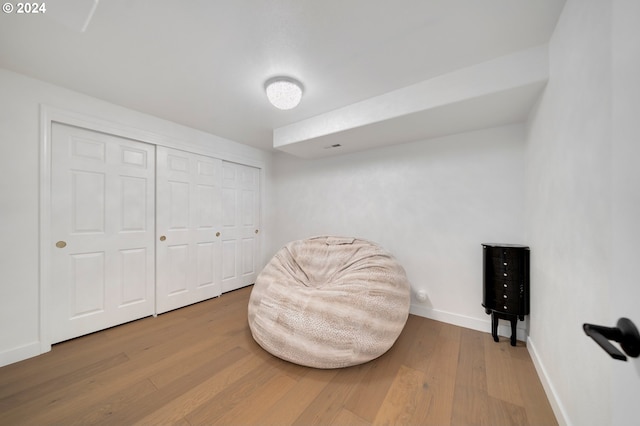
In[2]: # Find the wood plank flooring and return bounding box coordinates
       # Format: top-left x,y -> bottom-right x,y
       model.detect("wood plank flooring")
0,286 -> 557,425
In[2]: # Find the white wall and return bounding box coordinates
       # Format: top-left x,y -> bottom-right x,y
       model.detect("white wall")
611,0 -> 640,424
0,68 -> 274,366
525,1 -> 612,425
272,124 -> 526,333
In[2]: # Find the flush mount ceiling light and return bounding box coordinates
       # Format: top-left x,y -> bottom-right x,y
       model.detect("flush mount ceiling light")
264,77 -> 304,110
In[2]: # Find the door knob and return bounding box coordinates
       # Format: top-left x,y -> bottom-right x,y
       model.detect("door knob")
55,241 -> 67,248
216,232 -> 220,237
159,235 -> 166,241
583,317 -> 640,361
255,229 -> 259,234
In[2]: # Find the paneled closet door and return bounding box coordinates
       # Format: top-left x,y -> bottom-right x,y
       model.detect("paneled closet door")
221,161 -> 260,293
50,123 -> 156,344
156,147 -> 223,314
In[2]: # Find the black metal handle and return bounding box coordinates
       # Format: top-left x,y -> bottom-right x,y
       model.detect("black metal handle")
583,318 -> 640,361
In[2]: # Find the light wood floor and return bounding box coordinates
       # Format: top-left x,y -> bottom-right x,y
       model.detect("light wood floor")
0,286 -> 557,425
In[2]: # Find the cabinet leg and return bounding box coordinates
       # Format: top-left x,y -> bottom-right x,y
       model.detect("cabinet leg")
509,316 -> 517,346
491,312 -> 499,342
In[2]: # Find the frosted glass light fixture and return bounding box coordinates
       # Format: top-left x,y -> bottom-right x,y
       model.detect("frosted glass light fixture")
264,77 -> 303,110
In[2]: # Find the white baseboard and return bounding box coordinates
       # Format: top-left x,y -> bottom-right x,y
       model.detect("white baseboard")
409,304 -> 528,342
0,341 -> 43,368
526,337 -> 570,426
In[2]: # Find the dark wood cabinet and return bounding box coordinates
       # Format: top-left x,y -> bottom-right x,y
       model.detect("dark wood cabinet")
482,243 -> 529,346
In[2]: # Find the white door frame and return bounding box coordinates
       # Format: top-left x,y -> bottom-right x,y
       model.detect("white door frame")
39,105 -> 265,354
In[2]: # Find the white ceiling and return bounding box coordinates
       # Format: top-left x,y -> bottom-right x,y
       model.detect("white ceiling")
0,0 -> 565,152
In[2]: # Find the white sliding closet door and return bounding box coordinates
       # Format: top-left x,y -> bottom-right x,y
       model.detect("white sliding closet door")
221,161 -> 260,293
50,123 -> 156,344
156,147 -> 223,314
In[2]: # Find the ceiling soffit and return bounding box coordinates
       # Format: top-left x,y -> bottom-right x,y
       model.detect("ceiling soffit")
274,45 -> 549,158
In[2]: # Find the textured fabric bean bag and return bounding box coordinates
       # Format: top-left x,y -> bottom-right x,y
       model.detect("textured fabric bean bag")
248,236 -> 411,369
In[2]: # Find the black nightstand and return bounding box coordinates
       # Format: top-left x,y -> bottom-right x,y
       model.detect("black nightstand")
482,243 -> 530,346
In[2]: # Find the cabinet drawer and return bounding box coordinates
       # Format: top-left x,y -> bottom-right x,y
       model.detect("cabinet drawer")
484,299 -> 520,313
490,298 -> 521,313
496,303 -> 518,313
492,277 -> 524,290
492,292 -> 521,306
489,249 -> 521,262
495,288 -> 520,299
490,257 -> 521,275
491,270 -> 520,282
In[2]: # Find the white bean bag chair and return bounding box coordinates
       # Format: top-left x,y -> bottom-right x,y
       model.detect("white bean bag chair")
248,236 -> 411,369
